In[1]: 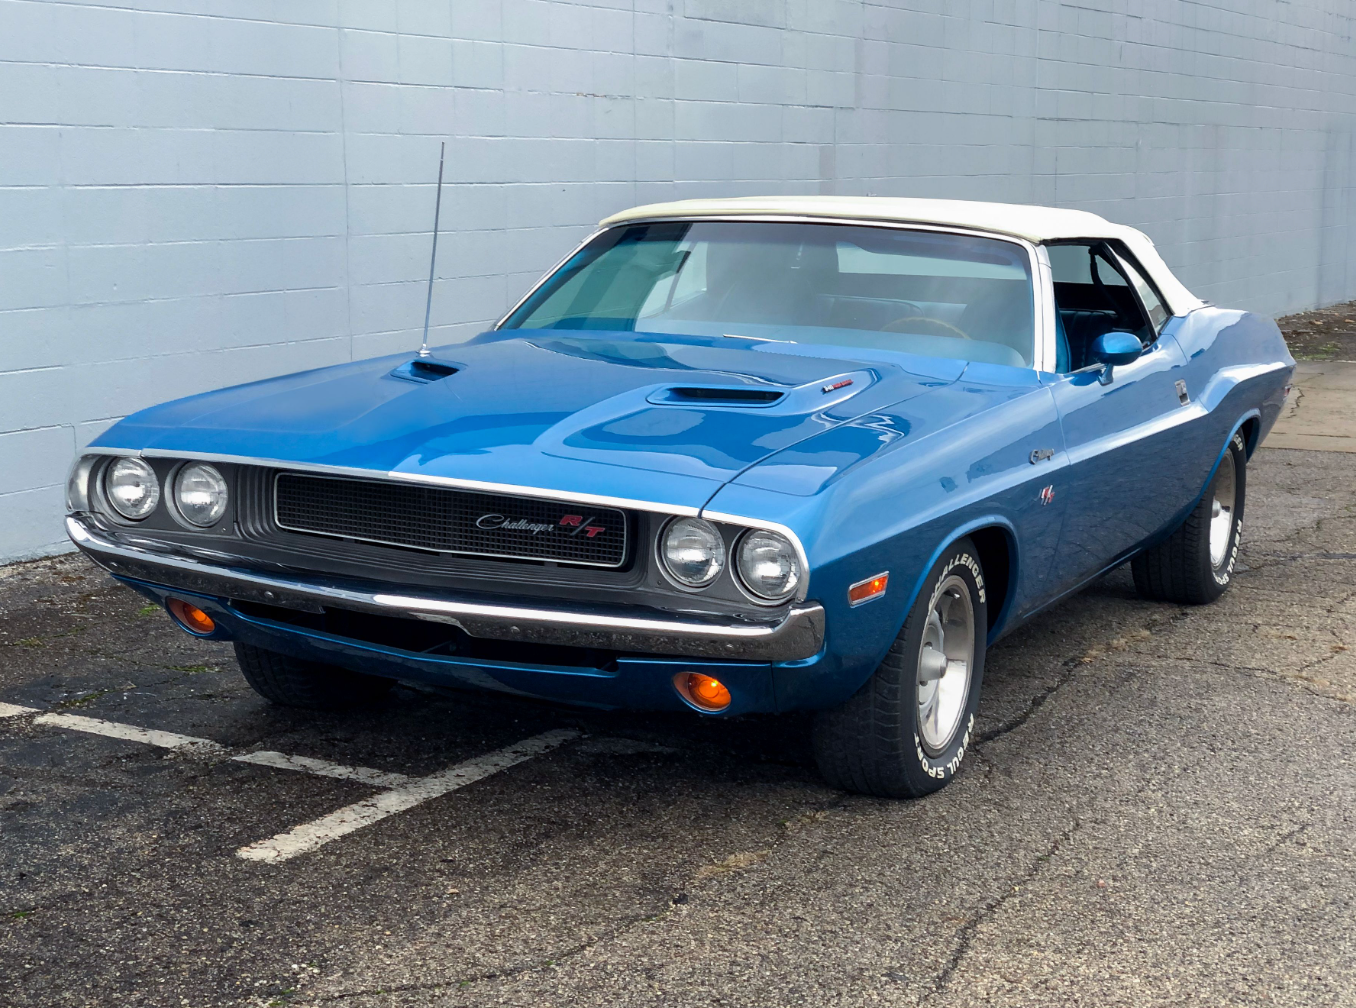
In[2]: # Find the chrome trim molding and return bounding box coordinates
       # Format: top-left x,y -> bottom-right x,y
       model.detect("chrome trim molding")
496,226 -> 608,328
78,447 -> 706,517
66,516 -> 824,662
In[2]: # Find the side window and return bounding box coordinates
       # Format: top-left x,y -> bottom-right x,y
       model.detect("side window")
1109,247 -> 1169,333
1047,241 -> 1153,372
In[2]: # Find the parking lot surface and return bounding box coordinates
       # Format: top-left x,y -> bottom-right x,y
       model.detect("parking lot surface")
2,445 -> 1354,1008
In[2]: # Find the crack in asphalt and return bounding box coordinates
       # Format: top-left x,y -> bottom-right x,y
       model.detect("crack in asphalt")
307,921 -> 649,1004
977,608 -> 1190,745
916,815 -> 1082,1007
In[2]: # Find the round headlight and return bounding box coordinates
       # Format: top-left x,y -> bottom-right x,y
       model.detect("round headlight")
736,529 -> 802,600
661,517 -> 726,588
174,463 -> 228,527
105,458 -> 160,520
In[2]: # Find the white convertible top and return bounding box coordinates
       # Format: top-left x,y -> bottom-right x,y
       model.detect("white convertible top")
600,196 -> 1205,316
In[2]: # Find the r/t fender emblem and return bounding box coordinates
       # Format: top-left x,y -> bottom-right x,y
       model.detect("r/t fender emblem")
1039,485 -> 1055,506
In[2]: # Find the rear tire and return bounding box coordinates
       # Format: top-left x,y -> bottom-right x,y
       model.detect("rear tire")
1132,431 -> 1246,605
812,538 -> 987,799
234,642 -> 393,709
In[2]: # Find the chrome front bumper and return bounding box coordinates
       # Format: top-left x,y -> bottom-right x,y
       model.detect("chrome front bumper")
66,516 -> 825,662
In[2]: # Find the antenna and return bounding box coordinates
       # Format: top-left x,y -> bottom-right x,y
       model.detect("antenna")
418,141 -> 446,359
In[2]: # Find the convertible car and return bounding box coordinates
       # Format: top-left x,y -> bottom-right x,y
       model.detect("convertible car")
65,197 -> 1293,798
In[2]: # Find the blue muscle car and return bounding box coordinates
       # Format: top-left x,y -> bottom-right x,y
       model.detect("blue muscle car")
66,197 -> 1294,797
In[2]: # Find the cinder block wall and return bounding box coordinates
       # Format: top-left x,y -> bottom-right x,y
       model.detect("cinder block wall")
2,0 -> 1353,561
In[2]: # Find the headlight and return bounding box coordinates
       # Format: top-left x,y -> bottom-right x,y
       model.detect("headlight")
736,529 -> 801,600
660,517 -> 726,587
105,458 -> 160,520
174,463 -> 228,527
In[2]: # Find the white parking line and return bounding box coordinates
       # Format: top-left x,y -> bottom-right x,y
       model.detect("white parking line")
236,729 -> 581,863
232,750 -> 413,789
6,701 -> 584,862
34,712 -> 228,755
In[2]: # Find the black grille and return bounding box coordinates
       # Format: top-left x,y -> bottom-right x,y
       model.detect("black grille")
272,473 -> 629,568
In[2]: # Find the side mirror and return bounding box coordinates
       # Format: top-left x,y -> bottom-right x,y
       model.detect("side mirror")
1088,330 -> 1143,383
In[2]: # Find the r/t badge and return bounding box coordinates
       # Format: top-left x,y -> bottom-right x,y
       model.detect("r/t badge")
1039,485 -> 1055,506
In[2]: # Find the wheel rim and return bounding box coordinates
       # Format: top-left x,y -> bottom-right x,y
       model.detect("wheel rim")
1209,451 -> 1237,568
916,575 -> 975,754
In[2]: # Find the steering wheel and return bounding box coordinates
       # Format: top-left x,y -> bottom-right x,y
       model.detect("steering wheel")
880,316 -> 972,340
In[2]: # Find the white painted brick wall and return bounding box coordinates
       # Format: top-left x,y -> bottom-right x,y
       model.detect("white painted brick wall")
2,0 -> 1353,560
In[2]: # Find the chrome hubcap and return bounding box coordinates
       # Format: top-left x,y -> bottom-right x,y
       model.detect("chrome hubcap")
1209,451 -> 1237,568
917,575 -> 975,754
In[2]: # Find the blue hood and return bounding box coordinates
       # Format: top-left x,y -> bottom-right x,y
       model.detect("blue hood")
96,331 -> 961,511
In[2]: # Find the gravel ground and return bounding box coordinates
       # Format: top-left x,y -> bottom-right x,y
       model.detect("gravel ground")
1,445 -> 1352,1007
1278,299 -> 1356,361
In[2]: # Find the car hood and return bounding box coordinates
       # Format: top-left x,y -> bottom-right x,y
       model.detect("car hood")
95,330 -> 962,511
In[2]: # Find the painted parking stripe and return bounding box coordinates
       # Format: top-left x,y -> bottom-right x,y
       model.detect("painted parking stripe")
232,750 -> 413,789
0,702 -> 40,719
26,710 -> 414,784
34,713 -> 228,755
236,729 -> 581,863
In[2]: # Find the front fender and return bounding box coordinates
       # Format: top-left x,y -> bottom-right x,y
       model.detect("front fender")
704,372 -> 1063,712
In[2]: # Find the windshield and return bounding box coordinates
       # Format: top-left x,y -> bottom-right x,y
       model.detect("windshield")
501,221 -> 1035,367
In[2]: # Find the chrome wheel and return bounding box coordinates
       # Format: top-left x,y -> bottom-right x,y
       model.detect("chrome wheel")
916,575 -> 975,754
1209,450 -> 1237,568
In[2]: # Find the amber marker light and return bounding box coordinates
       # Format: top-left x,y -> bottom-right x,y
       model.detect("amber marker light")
167,598 -> 216,635
675,672 -> 732,712
848,571 -> 889,607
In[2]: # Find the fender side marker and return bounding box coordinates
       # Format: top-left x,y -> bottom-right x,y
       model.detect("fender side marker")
848,572 -> 889,606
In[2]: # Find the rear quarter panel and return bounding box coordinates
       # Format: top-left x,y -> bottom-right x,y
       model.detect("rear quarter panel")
1161,308 -> 1293,529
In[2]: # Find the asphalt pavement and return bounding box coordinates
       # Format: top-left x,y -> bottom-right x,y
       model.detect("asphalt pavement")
1,442 -> 1353,1008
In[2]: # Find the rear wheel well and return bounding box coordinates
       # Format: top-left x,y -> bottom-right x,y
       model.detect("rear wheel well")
966,526 -> 1013,633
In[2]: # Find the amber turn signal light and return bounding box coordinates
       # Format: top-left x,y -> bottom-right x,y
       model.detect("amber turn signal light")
848,571 -> 889,606
167,598 -> 215,635
674,672 -> 732,712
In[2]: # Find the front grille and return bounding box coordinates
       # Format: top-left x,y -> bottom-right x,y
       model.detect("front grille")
272,473 -> 629,568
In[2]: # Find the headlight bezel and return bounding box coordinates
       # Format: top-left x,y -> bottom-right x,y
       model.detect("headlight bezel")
657,516 -> 728,589
66,454 -> 99,513
103,457 -> 162,521
733,527 -> 803,602
171,462 -> 229,528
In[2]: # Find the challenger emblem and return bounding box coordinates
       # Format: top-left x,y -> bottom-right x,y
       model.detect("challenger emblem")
1039,485 -> 1055,506
475,513 -> 607,537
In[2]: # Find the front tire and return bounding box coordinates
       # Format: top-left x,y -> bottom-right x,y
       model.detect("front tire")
812,539 -> 987,799
1132,431 -> 1246,605
234,643 -> 393,709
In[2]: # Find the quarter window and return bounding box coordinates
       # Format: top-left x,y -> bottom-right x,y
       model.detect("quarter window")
1111,249 -> 1169,332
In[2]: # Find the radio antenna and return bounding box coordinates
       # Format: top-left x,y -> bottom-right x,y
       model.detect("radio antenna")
418,141 -> 446,359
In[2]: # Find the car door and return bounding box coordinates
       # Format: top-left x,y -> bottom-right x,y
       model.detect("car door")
1044,241 -> 1191,591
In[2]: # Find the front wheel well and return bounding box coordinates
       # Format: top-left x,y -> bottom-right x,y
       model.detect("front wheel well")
1238,416 -> 1261,457
966,526 -> 1013,633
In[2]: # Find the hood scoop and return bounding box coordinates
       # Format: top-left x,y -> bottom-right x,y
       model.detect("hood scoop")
648,385 -> 785,408
389,358 -> 460,384
644,370 -> 875,412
